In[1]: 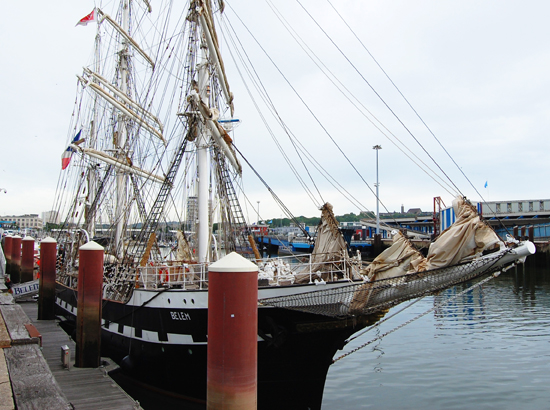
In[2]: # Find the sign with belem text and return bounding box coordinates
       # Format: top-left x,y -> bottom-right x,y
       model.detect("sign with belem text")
12,280 -> 39,298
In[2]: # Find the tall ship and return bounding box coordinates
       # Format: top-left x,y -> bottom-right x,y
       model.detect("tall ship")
51,1 -> 534,408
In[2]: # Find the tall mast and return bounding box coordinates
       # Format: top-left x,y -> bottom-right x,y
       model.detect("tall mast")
115,0 -> 130,256
85,32 -> 101,239
197,44 -> 211,263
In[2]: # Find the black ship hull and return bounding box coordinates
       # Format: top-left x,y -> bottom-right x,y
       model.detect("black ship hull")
55,282 -> 383,409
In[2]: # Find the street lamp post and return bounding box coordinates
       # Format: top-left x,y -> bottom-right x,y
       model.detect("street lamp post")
373,145 -> 382,235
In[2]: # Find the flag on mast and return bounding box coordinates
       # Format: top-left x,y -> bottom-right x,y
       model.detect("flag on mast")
76,9 -> 97,26
61,130 -> 82,170
484,181 -> 488,188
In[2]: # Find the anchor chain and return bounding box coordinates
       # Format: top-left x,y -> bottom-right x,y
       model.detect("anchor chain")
332,271 -> 501,363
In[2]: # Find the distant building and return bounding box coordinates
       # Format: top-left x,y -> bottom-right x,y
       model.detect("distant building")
406,208 -> 422,215
0,214 -> 43,230
185,196 -> 198,231
42,210 -> 60,225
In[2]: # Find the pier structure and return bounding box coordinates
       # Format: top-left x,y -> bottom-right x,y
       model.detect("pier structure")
0,292 -> 141,409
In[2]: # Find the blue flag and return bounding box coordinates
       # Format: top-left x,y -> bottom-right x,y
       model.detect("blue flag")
484,181 -> 488,188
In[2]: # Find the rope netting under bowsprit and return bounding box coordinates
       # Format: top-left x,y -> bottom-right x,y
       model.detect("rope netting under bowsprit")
258,252 -> 506,318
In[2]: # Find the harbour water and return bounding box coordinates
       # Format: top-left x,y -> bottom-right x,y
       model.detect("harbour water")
113,259 -> 550,409
322,261 -> 550,410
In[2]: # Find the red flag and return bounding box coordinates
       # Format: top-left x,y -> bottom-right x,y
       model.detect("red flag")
76,9 -> 96,27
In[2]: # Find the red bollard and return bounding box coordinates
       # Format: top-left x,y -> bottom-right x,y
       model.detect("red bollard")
3,235 -> 13,277
38,237 -> 57,320
207,252 -> 258,410
21,236 -> 35,283
11,235 -> 22,284
75,241 -> 104,368
3,235 -> 13,263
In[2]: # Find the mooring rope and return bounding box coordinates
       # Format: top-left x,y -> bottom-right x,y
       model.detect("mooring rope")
346,296 -> 426,344
332,271 -> 502,364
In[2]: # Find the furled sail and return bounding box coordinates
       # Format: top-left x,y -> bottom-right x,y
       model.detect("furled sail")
363,230 -> 426,281
363,196 -> 501,281
310,203 -> 347,271
176,231 -> 195,262
423,196 -> 501,270
294,202 -> 351,283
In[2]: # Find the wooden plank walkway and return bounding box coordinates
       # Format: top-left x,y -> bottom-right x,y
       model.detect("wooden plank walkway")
19,300 -> 142,410
0,292 -> 141,410
0,348 -> 15,410
4,343 -> 71,409
1,293 -> 69,410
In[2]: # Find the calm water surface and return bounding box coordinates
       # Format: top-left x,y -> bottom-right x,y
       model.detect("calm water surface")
322,263 -> 550,409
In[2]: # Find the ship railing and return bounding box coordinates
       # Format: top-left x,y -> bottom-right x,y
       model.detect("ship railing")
259,253 -> 356,286
137,261 -> 209,290
136,253 -> 357,289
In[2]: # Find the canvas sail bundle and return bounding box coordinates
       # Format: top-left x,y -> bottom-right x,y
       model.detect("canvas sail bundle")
310,203 -> 348,271
365,196 -> 501,282
294,203 -> 358,284
363,230 -> 426,281
423,197 -> 501,270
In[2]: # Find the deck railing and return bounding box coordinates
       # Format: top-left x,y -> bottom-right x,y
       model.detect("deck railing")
135,253 -> 357,290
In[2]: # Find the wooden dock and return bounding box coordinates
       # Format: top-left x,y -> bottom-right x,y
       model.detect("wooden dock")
0,293 -> 141,409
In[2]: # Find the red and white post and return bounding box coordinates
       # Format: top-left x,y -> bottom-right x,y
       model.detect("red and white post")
207,252 -> 258,410
38,237 -> 57,320
75,241 -> 104,368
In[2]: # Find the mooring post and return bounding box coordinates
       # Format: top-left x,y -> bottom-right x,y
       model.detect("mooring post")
373,233 -> 382,256
207,252 -> 258,410
513,226 -> 518,239
38,237 -> 57,320
520,226 -> 526,240
75,241 -> 104,368
10,235 -> 22,284
21,236 -> 35,283
3,235 -> 13,277
528,226 -> 534,243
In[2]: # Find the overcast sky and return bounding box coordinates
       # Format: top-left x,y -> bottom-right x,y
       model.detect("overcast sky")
2,1 -> 549,223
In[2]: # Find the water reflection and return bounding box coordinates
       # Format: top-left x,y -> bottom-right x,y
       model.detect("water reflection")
323,262 -> 550,410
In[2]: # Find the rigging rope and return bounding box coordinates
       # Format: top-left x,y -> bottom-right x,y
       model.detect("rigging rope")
346,296 -> 426,344
295,0 -> 464,199
323,0 -> 511,234
220,13 -> 325,210
224,15 -> 371,213
266,0 -> 459,199
332,271 -> 500,364
232,144 -> 312,239
224,2 -> 443,232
